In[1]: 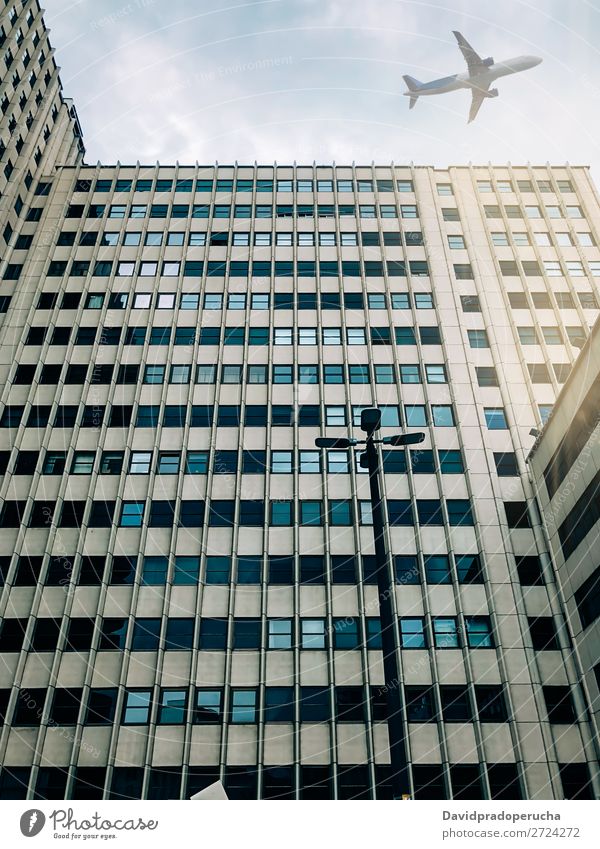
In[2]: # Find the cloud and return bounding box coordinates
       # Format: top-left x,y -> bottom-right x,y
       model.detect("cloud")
43,0 -> 600,175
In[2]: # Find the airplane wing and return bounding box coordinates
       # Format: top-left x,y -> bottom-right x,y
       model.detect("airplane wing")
453,30 -> 486,74
468,86 -> 489,123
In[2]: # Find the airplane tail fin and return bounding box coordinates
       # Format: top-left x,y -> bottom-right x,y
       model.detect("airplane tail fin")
403,75 -> 421,109
402,74 -> 422,92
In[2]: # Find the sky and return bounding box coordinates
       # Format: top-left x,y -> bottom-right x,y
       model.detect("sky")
43,0 -> 600,175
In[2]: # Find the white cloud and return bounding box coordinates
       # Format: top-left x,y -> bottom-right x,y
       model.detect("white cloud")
43,0 -> 600,174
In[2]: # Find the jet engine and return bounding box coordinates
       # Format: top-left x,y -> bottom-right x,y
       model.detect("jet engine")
485,88 -> 499,98
483,56 -> 494,66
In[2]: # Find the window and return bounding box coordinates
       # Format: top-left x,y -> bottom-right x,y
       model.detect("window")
454,263 -> 473,279
129,452 -> 152,474
298,688 -> 330,726
432,405 -> 454,427
205,556 -> 230,584
468,329 -> 489,348
119,502 -> 144,527
476,366 -> 499,387
516,555 -> 545,586
142,556 -> 168,585
504,501 -> 531,528
400,618 -> 426,648
301,619 -> 326,649
448,235 -> 465,249
465,617 -> 493,648
425,555 -> 451,584
456,554 -> 483,584
194,690 -> 223,724
494,452 -> 519,477
271,451 -> 293,474
97,617 -> 128,652
123,691 -> 152,725
425,364 -> 447,383
144,365 -> 165,384
325,406 -> 346,426
559,764 -> 594,800
400,364 -> 420,384
484,407 -> 508,430
543,686 -> 576,723
231,690 -> 257,723
528,617 -> 560,651
198,619 -> 227,650
440,686 -> 471,722
70,452 -> 94,475
433,617 -> 459,648
405,405 -> 427,427
268,620 -> 292,649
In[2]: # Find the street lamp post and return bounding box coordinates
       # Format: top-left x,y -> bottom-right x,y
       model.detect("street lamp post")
316,408 -> 425,800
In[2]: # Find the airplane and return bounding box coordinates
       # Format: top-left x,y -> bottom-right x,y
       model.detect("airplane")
403,31 -> 542,123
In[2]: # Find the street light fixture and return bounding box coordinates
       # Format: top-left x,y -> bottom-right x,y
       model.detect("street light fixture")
382,433 -> 426,447
315,407 -> 426,800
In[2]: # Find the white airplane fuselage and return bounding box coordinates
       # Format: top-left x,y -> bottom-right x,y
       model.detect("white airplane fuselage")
408,55 -> 542,96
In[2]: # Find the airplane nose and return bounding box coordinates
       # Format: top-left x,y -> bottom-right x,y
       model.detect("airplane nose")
528,56 -> 543,67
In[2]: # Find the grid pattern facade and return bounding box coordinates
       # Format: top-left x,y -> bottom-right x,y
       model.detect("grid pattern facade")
0,3 -> 599,804
0,161 -> 599,801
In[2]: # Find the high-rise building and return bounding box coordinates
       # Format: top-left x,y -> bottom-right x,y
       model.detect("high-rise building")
0,2 -> 599,802
528,319 -> 600,740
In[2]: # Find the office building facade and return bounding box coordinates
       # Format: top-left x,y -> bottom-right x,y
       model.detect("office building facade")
0,0 -> 599,801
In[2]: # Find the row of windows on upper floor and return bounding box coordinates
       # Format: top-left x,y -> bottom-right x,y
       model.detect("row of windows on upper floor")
5,357 -> 572,388
3,258 -> 431,280
1,682 -> 517,729
31,291 -> 434,314
0,445 -> 473,479
0,550 -> 547,589
497,259 -> 600,279
0,762 -> 534,802
72,178 -> 419,195
0,495 -> 533,532
0,402 -> 458,430
12,325 -> 444,356
63,202 -> 421,222
0,613 -> 495,655
473,178 -> 574,195
488,230 -> 595,248
46,229 -> 423,249
35,228 -> 596,251
482,203 -> 585,221
1,611 -> 566,661
4,289 -> 592,319
21,321 -> 588,352
70,175 -> 578,197
0,550 -> 485,588
16,357 -> 449,393
0,495 -> 481,530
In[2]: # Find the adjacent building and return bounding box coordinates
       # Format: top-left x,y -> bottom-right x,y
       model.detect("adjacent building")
0,0 -> 599,801
528,317 -> 600,740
